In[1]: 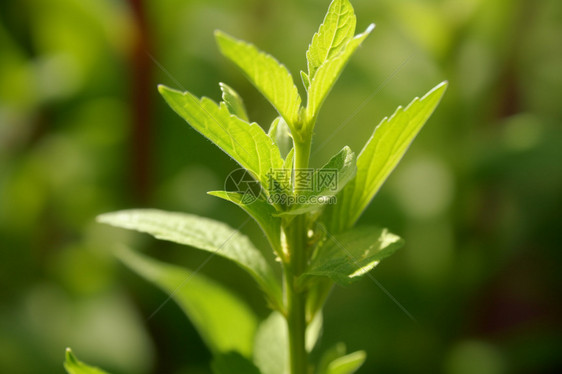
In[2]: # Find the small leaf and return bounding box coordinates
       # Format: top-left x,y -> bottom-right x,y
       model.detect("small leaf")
212,352 -> 262,374
158,85 -> 284,195
97,209 -> 283,311
117,246 -> 258,357
303,225 -> 403,285
300,71 -> 310,91
253,312 -> 287,374
279,146 -> 356,215
306,0 -> 357,79
64,348 -> 110,374
327,350 -> 366,374
305,24 -> 374,126
268,116 -> 293,159
207,191 -> 283,259
324,82 -> 448,233
215,31 -> 302,130
306,311 -> 323,352
316,343 -> 346,374
220,82 -> 249,121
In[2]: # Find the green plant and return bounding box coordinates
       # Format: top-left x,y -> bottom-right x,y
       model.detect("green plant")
64,0 -> 446,373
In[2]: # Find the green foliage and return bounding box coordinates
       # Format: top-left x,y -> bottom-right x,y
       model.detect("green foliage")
304,226 -> 404,285
117,246 -> 258,357
88,0 -> 446,373
97,209 -> 282,310
64,348 -> 110,374
324,82 -> 448,233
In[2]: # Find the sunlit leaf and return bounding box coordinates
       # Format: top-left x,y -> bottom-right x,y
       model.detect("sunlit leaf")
305,24 -> 374,126
215,31 -> 302,130
324,82 -> 448,233
303,225 -> 403,285
97,209 -> 283,310
64,348 -> 110,374
158,85 -> 284,194
306,0 -> 357,79
220,82 -> 249,121
117,246 -> 257,357
268,116 -> 293,159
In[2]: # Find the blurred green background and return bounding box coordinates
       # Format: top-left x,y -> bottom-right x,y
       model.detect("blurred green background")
1,0 -> 561,373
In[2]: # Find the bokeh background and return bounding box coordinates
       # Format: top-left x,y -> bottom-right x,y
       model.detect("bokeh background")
1,0 -> 561,373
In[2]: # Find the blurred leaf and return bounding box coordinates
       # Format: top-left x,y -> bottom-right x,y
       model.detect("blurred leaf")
324,81 -> 448,233
279,146 -> 356,215
211,352 -> 262,374
97,209 -> 282,311
305,24 -> 374,125
253,312 -> 287,374
64,348 -> 110,374
207,192 -> 283,259
306,0 -> 357,79
220,82 -> 249,121
158,85 -> 285,194
326,350 -> 366,374
303,226 -> 403,285
316,343 -> 346,374
215,31 -> 302,130
268,117 -> 293,159
117,246 -> 257,357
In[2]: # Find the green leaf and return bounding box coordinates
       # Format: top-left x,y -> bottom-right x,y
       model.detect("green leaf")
220,82 -> 249,121
306,0 -> 357,79
207,192 -> 283,259
326,351 -> 366,374
212,352 -> 262,374
215,31 -> 302,130
300,71 -> 310,91
324,81 -> 448,233
253,310 -> 322,374
158,85 -> 284,194
316,343 -> 346,374
253,312 -> 287,374
305,24 -> 374,126
279,146 -> 356,215
303,225 -> 403,285
117,246 -> 258,357
268,116 -> 293,159
97,209 -> 283,311
64,348 -> 110,374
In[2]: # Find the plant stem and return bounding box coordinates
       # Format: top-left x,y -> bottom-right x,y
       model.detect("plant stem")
284,134 -> 312,374
284,216 -> 308,374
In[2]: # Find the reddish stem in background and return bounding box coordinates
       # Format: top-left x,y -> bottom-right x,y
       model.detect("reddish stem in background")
129,0 -> 152,203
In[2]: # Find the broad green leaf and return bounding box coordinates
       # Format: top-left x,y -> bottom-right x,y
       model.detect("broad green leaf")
303,225 -> 403,285
305,24 -> 374,126
212,352 -> 262,374
117,246 -> 257,357
207,191 -> 283,259
253,310 -> 322,374
279,146 -> 356,215
220,82 -> 249,121
324,82 -> 448,233
97,209 -> 283,311
327,351 -> 366,374
253,312 -> 287,374
306,0 -> 357,79
158,85 -> 284,194
268,116 -> 293,159
215,31 -> 302,130
64,348 -> 109,374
